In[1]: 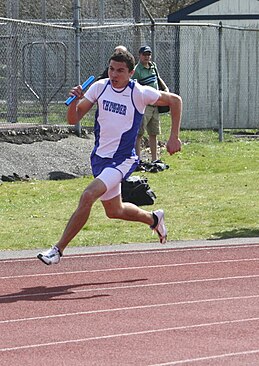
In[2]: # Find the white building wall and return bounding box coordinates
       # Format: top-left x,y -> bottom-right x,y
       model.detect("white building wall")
190,0 -> 259,27
194,0 -> 259,15
177,0 -> 259,129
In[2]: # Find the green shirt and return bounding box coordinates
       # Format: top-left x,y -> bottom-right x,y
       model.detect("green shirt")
133,62 -> 159,90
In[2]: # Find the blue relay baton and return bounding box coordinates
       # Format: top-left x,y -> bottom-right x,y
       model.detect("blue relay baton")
65,75 -> 95,106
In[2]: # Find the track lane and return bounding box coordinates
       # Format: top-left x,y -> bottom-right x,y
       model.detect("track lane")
1,243 -> 259,365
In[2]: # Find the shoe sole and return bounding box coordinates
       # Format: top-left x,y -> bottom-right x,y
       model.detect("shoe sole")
157,230 -> 167,244
160,236 -> 167,244
154,211 -> 167,244
37,254 -> 52,265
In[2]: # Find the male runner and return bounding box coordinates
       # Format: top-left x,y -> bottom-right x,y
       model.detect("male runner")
37,50 -> 182,265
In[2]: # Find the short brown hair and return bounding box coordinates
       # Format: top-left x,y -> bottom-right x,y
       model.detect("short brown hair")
109,50 -> 135,72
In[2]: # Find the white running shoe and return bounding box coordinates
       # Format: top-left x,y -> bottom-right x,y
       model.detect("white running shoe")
37,246 -> 62,265
151,209 -> 167,244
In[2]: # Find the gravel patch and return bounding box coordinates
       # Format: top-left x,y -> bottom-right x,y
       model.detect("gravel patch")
0,124 -> 156,182
0,129 -> 95,181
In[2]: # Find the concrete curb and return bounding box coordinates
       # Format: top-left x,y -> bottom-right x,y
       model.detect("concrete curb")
1,237 -> 258,260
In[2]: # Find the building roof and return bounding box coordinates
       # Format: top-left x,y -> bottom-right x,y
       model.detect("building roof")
168,0 -> 259,22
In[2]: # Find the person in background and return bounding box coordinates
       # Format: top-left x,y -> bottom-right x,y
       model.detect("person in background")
37,50 -> 182,266
96,45 -> 128,80
133,45 -> 169,163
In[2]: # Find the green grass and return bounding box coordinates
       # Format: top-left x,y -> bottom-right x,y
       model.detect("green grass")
0,126 -> 258,251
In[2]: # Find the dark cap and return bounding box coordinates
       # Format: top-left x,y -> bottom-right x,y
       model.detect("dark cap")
139,46 -> 152,54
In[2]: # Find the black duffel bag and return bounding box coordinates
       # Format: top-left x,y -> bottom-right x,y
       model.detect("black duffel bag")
121,176 -> 156,206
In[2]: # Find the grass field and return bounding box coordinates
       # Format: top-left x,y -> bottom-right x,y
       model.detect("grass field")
0,124 -> 258,251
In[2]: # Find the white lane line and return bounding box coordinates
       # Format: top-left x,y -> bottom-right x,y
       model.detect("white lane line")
1,317 -> 259,352
1,243 -> 259,263
148,349 -> 259,365
1,294 -> 259,324
1,257 -> 259,279
1,274 -> 259,301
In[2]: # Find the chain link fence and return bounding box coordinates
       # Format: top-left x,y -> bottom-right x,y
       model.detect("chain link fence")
0,16 -> 258,131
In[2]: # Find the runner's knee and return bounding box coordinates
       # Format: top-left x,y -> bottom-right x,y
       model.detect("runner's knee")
79,189 -> 96,207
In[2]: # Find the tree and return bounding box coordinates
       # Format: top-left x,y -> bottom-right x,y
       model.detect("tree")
1,0 -> 199,20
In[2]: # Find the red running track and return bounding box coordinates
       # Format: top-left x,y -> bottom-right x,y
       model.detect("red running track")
1,242 -> 259,365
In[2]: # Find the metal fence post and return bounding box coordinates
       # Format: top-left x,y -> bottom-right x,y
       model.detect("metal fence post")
140,0 -> 155,58
218,22 -> 224,142
41,0 -> 48,124
98,0 -> 105,78
73,0 -> 81,136
6,0 -> 19,123
133,0 -> 141,60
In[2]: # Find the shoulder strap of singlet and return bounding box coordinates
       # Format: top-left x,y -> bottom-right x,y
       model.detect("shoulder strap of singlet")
96,79 -> 110,101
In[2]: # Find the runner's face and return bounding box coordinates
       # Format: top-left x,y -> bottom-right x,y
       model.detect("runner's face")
108,60 -> 134,88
